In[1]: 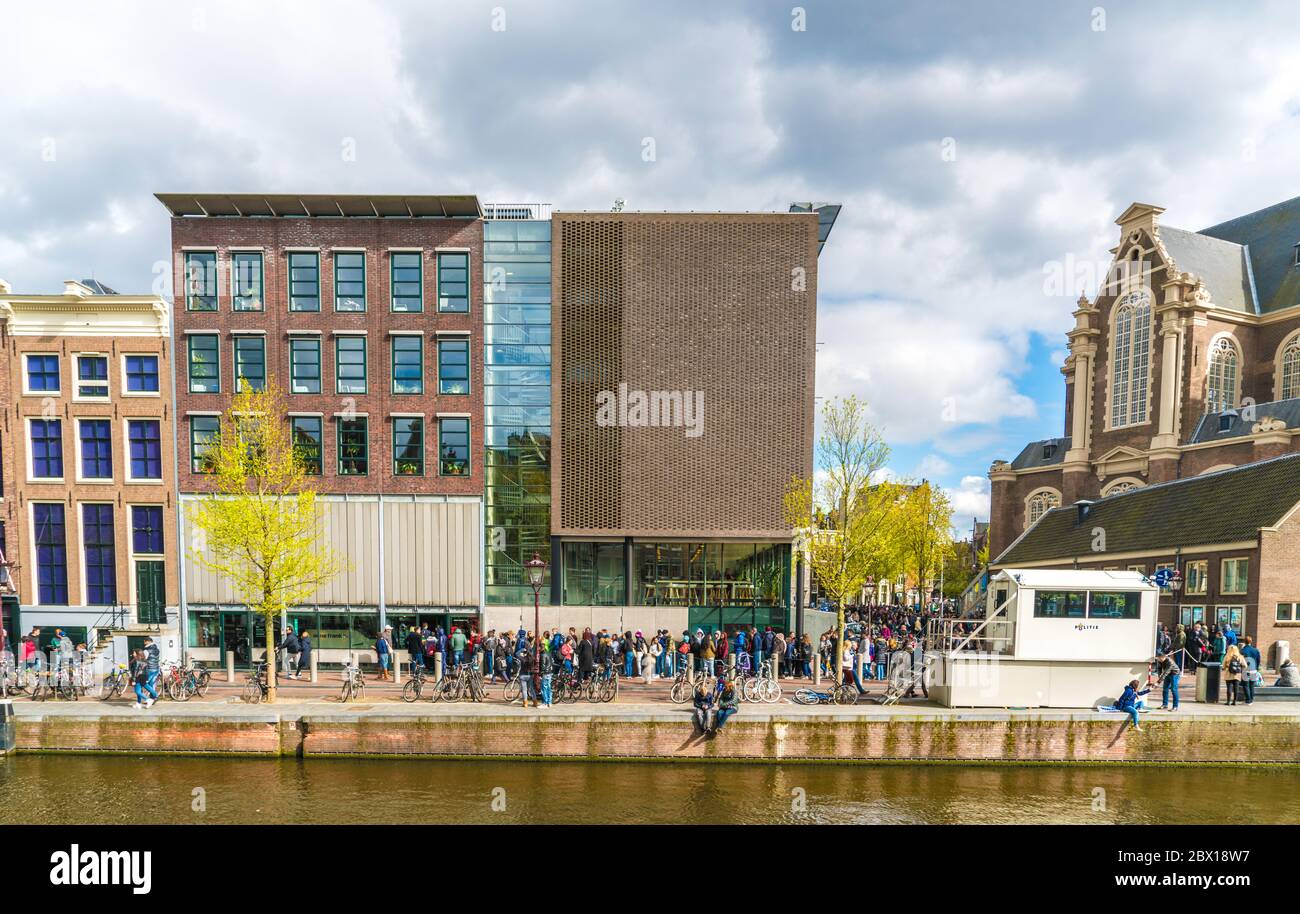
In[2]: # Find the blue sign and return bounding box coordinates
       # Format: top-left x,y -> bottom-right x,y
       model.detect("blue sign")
1153,568 -> 1174,587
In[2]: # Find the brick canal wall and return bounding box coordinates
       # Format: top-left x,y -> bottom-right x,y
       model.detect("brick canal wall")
13,712 -> 1300,765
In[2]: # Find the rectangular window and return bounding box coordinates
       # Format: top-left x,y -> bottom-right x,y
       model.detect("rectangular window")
232,252 -> 264,311
334,252 -> 366,311
188,334 -> 220,394
125,354 -> 160,393
337,417 -> 368,476
1183,560 -> 1208,595
335,336 -> 367,394
127,419 -> 163,480
391,335 -> 423,394
185,251 -> 217,311
26,354 -> 60,393
437,252 -> 469,312
190,416 -> 220,474
33,503 -> 68,604
30,419 -> 63,479
289,338 -> 322,394
393,417 -> 424,476
391,252 -> 422,312
1221,558 -> 1249,595
291,417 -> 323,475
438,338 -> 470,394
1278,602 -> 1296,623
438,417 -> 470,476
79,419 -> 113,479
132,506 -> 164,555
288,252 -> 320,312
82,503 -> 117,606
76,355 -> 109,398
1215,605 -> 1245,630
234,337 -> 266,392
1087,591 -> 1141,619
1033,590 -> 1085,618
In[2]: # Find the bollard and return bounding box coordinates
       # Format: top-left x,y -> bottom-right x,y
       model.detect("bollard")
855,651 -> 864,688
772,655 -> 780,681
0,699 -> 14,755
727,654 -> 736,676
813,656 -> 821,686
393,656 -> 402,686
310,651 -> 318,684
226,650 -> 236,683
434,652 -> 443,682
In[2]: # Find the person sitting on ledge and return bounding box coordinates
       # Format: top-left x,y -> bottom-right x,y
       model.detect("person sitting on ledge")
692,681 -> 715,733
713,679 -> 739,733
1115,679 -> 1150,732
1273,658 -> 1299,688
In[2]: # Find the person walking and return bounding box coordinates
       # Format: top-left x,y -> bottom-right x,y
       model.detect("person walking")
142,635 -> 161,701
375,626 -> 392,681
1222,641 -> 1245,706
296,631 -> 313,680
130,648 -> 156,709
279,625 -> 301,677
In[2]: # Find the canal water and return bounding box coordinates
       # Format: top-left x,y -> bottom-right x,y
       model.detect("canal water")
3,756 -> 1298,823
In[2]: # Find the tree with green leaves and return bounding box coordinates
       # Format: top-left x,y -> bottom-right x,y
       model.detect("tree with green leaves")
785,395 -> 905,682
187,380 -> 342,702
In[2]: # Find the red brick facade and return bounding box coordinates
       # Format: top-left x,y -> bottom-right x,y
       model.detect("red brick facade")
167,216 -> 484,497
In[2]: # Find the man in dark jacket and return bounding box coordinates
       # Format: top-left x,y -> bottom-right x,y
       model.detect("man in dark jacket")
279,627 -> 301,676
295,632 -> 313,680
405,627 -> 424,669
577,635 -> 595,682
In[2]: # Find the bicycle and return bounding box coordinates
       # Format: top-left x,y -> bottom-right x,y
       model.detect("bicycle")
743,658 -> 782,703
242,662 -> 270,704
669,664 -> 697,704
792,681 -> 860,705
401,664 -> 430,702
101,663 -> 131,701
340,660 -> 366,702
585,663 -> 618,703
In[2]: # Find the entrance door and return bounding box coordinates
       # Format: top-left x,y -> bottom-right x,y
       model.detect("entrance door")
220,611 -> 251,667
136,561 -> 166,625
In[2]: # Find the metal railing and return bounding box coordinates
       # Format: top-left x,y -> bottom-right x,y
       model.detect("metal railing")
927,591 -> 1017,655
482,203 -> 552,220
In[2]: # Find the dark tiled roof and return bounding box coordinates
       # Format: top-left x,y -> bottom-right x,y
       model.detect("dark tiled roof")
993,452 -> 1300,566
1191,398 -> 1300,443
1009,437 -> 1070,470
1200,194 -> 1300,314
79,279 -> 118,295
1158,226 -> 1254,313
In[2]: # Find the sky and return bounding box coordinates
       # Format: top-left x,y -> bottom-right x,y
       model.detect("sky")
4,0 -> 1300,533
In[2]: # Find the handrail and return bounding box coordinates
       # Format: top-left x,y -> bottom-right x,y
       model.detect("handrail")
927,590 -> 1017,655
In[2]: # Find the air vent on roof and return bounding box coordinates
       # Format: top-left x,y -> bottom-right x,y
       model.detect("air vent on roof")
1075,500 -> 1095,524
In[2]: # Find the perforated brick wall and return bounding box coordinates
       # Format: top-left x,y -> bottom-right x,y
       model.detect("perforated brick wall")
552,212 -> 818,538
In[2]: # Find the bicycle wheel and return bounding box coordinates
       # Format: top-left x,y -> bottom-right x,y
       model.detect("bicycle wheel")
354,679 -> 366,701
503,677 -> 520,702
741,678 -> 758,702
760,678 -> 782,703
167,678 -> 186,702
195,670 -> 212,697
834,683 -> 858,705
670,679 -> 693,704
59,679 -> 78,701
401,679 -> 422,703
793,688 -> 819,706
243,678 -> 262,704
101,675 -> 119,700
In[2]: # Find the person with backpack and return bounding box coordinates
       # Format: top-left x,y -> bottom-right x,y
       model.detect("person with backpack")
1240,636 -> 1261,705
1222,642 -> 1245,706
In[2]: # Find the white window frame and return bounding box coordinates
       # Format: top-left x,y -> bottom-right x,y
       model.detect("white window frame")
74,416 -> 115,485
22,351 -> 61,397
1220,557 -> 1249,596
120,352 -> 162,399
25,415 -> 65,483
123,416 -> 166,485
72,352 -> 110,402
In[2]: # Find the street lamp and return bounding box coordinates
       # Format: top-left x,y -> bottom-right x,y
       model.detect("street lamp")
525,553 -> 548,701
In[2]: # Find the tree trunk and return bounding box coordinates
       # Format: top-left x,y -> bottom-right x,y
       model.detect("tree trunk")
265,610 -> 278,703
835,603 -> 845,685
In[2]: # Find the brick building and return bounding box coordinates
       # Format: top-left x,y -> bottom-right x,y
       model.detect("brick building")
0,278 -> 179,661
992,453 -> 1300,666
156,193 -> 485,667
487,209 -> 823,637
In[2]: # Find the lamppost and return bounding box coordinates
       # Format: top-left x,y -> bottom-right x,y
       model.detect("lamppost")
525,553 -> 548,699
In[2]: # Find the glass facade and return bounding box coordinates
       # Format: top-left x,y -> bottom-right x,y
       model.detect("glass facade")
482,218 -> 552,604
561,540 -> 791,630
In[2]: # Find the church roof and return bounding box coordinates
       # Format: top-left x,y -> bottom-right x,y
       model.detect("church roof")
1158,226 -> 1255,314
1198,194 -> 1300,314
993,452 -> 1300,566
1009,437 -> 1070,470
1191,397 -> 1300,443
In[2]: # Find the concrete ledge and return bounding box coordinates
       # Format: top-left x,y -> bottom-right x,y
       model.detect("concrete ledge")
12,704 -> 1300,765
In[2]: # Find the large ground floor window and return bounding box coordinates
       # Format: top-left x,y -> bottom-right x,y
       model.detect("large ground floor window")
559,540 -> 791,611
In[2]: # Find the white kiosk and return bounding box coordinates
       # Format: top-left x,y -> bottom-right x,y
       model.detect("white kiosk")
927,568 -> 1159,708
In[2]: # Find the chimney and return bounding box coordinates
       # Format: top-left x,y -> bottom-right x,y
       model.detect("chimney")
64,279 -> 93,297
